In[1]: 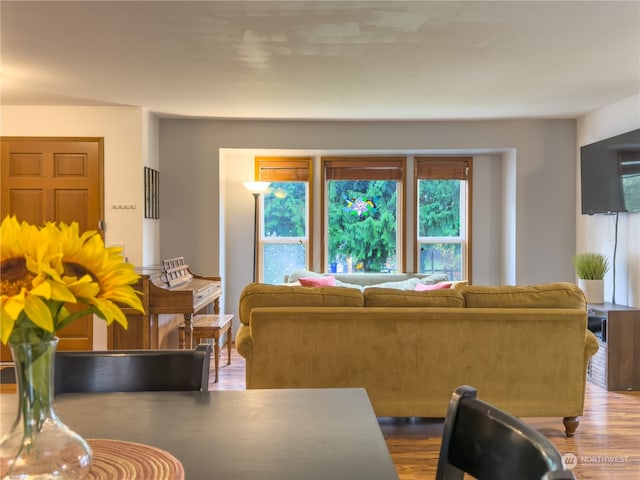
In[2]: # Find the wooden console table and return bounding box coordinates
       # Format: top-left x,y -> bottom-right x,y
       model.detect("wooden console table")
587,302 -> 640,391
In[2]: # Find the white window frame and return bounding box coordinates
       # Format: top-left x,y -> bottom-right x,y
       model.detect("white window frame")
259,182 -> 310,283
416,180 -> 468,280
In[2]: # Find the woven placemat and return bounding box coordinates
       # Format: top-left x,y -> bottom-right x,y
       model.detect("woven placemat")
87,439 -> 185,479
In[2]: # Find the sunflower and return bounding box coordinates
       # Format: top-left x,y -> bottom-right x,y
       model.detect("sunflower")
46,221 -> 144,329
1,216 -> 67,343
0,216 -> 143,345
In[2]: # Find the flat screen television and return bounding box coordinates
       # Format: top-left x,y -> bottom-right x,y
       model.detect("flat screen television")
580,129 -> 640,214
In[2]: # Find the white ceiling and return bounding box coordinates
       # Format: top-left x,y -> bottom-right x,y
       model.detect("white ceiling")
2,0 -> 639,120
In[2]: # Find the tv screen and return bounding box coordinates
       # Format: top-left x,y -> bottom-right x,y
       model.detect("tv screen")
580,129 -> 640,214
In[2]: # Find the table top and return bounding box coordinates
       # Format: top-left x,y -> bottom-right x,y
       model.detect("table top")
193,313 -> 234,328
1,388 -> 399,480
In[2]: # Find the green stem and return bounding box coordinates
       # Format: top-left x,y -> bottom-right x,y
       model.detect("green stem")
12,340 -> 58,447
54,307 -> 96,331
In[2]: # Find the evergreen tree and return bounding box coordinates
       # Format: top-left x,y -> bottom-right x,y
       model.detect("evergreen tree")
263,182 -> 306,237
327,180 -> 397,272
417,179 -> 461,276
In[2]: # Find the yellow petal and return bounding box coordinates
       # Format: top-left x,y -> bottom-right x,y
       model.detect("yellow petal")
48,281 -> 77,303
30,281 -> 52,299
68,280 -> 100,299
3,291 -> 26,319
23,295 -> 54,332
93,298 -> 128,329
0,307 -> 16,344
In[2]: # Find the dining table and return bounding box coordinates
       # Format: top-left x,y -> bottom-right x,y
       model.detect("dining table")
0,387 -> 400,479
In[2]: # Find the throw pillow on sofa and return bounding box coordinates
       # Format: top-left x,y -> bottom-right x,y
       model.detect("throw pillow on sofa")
285,269 -> 324,283
299,276 -> 336,287
365,274 -> 448,291
415,282 -> 453,291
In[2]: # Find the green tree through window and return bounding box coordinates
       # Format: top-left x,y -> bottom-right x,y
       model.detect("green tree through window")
417,179 -> 465,280
261,182 -> 308,284
415,157 -> 470,281
264,182 -> 306,237
327,180 -> 397,273
418,180 -> 460,237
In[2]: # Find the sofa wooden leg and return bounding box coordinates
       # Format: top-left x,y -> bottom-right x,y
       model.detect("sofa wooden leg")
563,416 -> 579,437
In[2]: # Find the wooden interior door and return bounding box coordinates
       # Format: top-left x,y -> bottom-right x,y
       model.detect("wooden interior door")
1,137 -> 104,360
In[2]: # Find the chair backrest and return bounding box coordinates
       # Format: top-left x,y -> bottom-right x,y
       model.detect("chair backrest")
54,344 -> 211,394
436,385 -> 576,480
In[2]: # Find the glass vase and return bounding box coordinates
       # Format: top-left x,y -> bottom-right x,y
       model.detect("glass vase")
0,338 -> 92,479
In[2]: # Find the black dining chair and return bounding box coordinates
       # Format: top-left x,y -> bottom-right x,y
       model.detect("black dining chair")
54,344 -> 212,394
436,385 -> 576,480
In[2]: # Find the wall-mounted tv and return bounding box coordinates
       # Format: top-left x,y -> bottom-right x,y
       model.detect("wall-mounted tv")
580,129 -> 640,215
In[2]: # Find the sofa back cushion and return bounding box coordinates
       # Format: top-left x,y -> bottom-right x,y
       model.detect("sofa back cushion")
363,288 -> 465,308
460,282 -> 587,309
238,283 -> 364,325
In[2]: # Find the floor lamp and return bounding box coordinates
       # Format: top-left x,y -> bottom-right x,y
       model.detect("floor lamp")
243,181 -> 270,282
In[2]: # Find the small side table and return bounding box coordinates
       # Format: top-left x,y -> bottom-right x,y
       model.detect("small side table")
587,302 -> 640,391
179,313 -> 233,383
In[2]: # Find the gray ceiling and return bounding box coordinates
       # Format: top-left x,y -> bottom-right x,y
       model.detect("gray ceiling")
2,1 -> 639,120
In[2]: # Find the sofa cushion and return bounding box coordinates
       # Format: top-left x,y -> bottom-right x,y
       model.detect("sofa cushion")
460,282 -> 587,309
363,288 -> 465,308
238,283 -> 364,325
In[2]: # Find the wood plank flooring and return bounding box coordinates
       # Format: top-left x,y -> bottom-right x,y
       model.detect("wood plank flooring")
211,344 -> 640,480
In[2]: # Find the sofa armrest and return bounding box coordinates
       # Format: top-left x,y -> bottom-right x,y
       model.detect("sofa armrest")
584,329 -> 599,361
235,324 -> 253,361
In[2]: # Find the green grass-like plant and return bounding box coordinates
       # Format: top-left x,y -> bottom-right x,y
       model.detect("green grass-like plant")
573,253 -> 609,280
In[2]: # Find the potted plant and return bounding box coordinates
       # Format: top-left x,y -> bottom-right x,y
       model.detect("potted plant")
572,252 -> 609,304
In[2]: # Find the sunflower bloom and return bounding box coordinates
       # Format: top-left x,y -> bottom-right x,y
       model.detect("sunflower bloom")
0,215 -> 143,344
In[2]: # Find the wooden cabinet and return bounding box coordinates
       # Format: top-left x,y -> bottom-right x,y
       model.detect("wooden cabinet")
587,302 -> 640,391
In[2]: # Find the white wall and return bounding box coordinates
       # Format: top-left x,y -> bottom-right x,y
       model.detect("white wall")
142,109 -> 160,266
159,119 -> 578,335
577,94 -> 640,307
1,105 -> 146,263
474,153 -> 505,284
1,105 -> 157,347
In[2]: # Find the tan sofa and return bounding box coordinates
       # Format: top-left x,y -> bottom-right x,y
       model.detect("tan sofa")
236,282 -> 599,436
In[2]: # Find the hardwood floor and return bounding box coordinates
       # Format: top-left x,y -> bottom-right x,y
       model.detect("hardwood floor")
211,344 -> 640,480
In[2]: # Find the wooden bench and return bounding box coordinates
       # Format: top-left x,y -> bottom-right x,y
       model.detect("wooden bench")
179,314 -> 233,383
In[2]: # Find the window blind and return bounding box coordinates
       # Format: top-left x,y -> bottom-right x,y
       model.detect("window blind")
415,157 -> 471,180
322,157 -> 405,180
256,157 -> 311,182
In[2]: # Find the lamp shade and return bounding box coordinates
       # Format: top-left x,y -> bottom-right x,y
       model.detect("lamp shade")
243,181 -> 271,195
